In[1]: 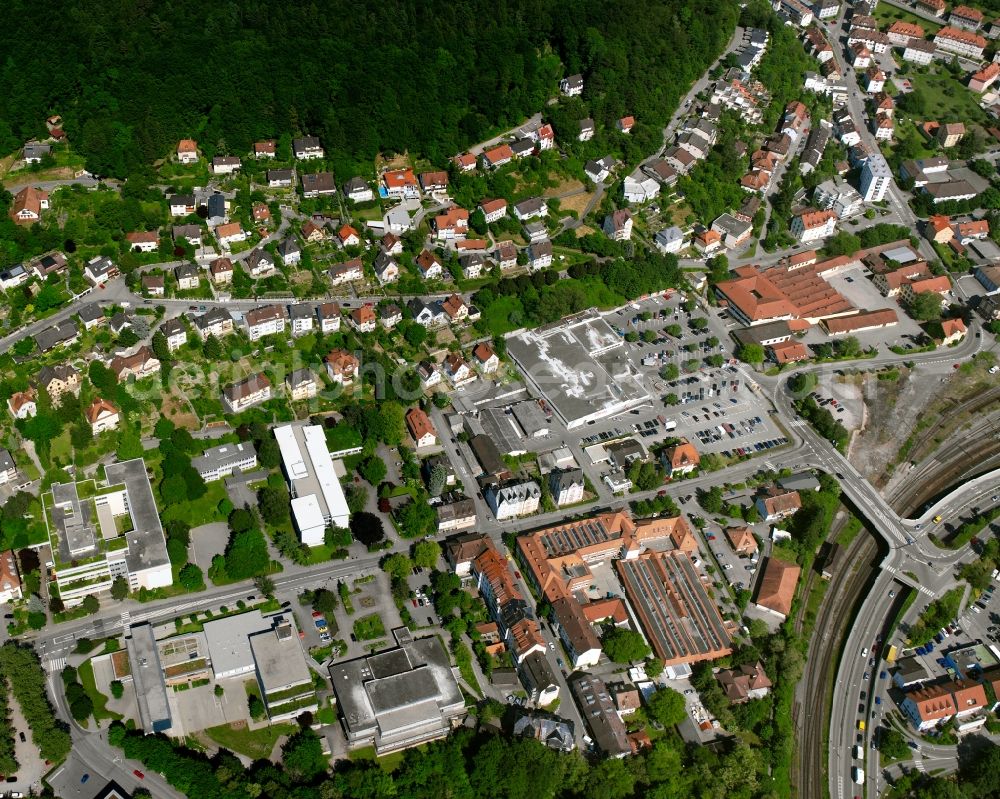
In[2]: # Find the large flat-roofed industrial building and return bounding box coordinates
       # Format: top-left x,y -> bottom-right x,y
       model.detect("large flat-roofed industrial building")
329,634 -> 464,754
274,424 -> 349,545
505,308 -> 651,429
615,550 -> 732,666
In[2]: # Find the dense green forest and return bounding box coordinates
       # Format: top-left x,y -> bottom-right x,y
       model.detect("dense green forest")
0,0 -> 738,178
107,718 -> 1000,799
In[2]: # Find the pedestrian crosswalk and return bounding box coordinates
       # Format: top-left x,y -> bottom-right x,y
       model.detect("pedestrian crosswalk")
883,566 -> 935,597
120,610 -> 132,628
913,758 -> 925,772
46,656 -> 66,673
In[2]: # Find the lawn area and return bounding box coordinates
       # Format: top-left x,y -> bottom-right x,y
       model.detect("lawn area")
771,541 -> 801,565
350,743 -> 417,772
50,430 -> 72,464
352,613 -> 386,641
887,118 -> 938,161
873,4 -> 942,32
203,721 -> 296,760
479,295 -> 526,336
905,65 -> 988,125
79,658 -> 123,723
161,479 -> 228,526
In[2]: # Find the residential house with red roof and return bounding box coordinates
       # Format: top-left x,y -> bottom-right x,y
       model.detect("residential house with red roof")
453,153 -> 477,172
950,4 -> 985,30
479,198 -> 508,223
382,169 -> 419,199
338,224 -> 360,247
756,488 -> 802,522
725,526 -> 758,554
0,550 -> 22,603
661,439 -> 700,476
791,209 -> 837,243
482,144 -> 514,169
254,140 -> 276,158
109,346 -> 161,382
938,318 -> 967,345
416,249 -> 444,280
176,139 -> 198,163
405,408 -> 438,449
324,350 -> 358,385
9,186 -> 49,224
7,389 -> 36,420
754,557 -> 800,619
969,62 -> 1000,92
886,20 -> 924,46
935,26 -> 987,59
349,305 -> 377,333
717,662 -> 772,703
418,171 -> 448,193
125,230 -> 160,252
86,398 -> 120,435
473,342 -> 499,374
433,207 -> 470,240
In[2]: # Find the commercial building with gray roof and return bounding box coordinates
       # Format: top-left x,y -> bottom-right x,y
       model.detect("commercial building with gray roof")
506,309 -> 651,429
126,622 -> 172,733
329,635 -> 464,754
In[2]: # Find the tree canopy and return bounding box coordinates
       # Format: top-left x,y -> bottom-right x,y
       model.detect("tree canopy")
0,0 -> 737,180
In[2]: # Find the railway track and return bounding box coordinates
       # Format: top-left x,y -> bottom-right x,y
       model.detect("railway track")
889,437 -> 1000,518
895,385 -> 1000,476
793,528 -> 879,799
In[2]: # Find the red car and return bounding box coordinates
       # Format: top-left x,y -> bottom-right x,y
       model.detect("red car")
311,611 -> 322,618
133,770 -> 145,780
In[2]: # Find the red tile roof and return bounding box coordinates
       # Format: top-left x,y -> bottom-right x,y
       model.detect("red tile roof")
85,397 -> 119,424
405,407 -> 437,442
483,144 -> 514,165
755,558 -> 800,617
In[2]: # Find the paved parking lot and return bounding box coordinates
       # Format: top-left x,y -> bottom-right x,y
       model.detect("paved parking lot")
190,522 -> 230,569
169,679 -> 250,737
955,577 -> 1000,648
701,524 -> 761,594
46,753 -> 106,799
3,693 -> 46,794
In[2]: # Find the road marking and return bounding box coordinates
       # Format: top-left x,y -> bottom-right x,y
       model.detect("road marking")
914,758 -> 925,772
47,657 -> 66,673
